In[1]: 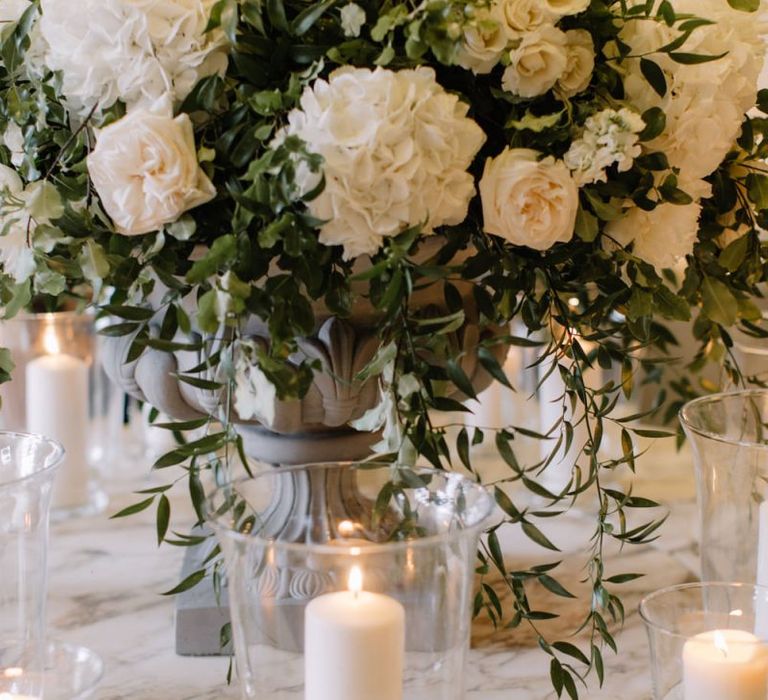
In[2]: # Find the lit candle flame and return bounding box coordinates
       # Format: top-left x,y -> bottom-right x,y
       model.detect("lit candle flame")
42,324 -> 60,355
348,565 -> 363,598
338,520 -> 356,537
714,631 -> 729,658
2,667 -> 23,679
730,609 -> 744,617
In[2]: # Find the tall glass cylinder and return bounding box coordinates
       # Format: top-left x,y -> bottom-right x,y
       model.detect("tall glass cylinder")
206,462 -> 494,700
680,390 -> 768,584
0,312 -> 109,518
0,432 -> 63,697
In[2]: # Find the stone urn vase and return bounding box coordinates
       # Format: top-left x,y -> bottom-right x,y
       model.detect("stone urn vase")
100,241 -> 509,654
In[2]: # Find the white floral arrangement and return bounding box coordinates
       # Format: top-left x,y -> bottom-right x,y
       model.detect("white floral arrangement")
1,0 -> 767,693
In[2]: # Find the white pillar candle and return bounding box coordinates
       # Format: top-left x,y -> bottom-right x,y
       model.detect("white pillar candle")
538,341 -> 601,495
304,565 -> 405,700
755,500 -> 768,639
683,630 -> 768,700
25,325 -> 89,510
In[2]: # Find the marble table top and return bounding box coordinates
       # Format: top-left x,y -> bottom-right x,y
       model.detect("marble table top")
47,435 -> 699,700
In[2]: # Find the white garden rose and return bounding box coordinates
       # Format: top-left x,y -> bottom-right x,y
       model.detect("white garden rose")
497,0 -> 551,36
456,7 -> 508,74
0,164 -> 35,283
480,147 -> 578,250
281,66 -> 486,260
557,29 -> 595,97
87,110 -> 216,236
502,25 -> 568,98
37,0 -> 229,115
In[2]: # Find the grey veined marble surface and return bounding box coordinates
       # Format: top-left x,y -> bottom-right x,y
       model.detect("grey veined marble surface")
47,433 -> 698,699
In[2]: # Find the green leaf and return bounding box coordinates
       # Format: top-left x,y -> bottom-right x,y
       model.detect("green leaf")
728,0 -> 759,10
156,495 -> 170,546
539,574 -> 576,599
522,521 -> 561,552
639,58 -> 666,97
446,360 -> 477,400
110,497 -> 155,519
701,276 -> 738,326
162,568 -> 207,596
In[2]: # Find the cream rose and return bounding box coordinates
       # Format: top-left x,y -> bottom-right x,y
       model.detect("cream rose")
456,7 -> 508,74
480,148 -> 578,250
87,110 -> 216,236
558,29 -> 595,97
502,25 -> 568,98
497,0 -> 551,35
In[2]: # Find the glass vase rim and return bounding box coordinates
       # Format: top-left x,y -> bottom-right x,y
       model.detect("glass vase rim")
2,309 -> 93,323
639,581 -> 768,640
204,461 -> 495,554
0,430 -> 64,488
679,389 -> 768,451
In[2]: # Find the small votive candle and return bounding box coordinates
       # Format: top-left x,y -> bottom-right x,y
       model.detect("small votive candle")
683,629 -> 768,700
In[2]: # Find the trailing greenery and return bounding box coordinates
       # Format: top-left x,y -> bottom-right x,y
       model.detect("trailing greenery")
1,0 -> 767,696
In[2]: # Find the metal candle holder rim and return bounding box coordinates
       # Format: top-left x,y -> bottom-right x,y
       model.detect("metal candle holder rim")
0,430 -> 64,488
204,461 -> 496,555
638,581 -> 768,640
679,389 -> 768,451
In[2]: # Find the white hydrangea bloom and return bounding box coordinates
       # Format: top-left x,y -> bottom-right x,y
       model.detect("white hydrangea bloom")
281,67 -> 486,259
36,0 -> 229,115
605,194 -> 703,271
565,108 -> 645,186
610,0 -> 767,268
0,165 -> 36,283
340,3 -> 366,37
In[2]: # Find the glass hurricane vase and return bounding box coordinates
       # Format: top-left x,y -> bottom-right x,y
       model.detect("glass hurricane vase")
680,390 -> 768,584
206,462 -> 494,700
0,432 -> 63,697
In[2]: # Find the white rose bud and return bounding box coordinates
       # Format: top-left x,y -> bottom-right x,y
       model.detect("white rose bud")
340,3 -> 366,38
558,29 -> 595,97
456,7 -> 508,74
88,110 -> 216,236
480,148 -> 578,250
502,25 -> 568,98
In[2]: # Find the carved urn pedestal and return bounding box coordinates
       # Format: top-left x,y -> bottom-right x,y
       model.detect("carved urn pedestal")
102,269 -> 507,655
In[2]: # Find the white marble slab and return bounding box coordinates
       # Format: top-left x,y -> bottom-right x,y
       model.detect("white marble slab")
46,439 -> 700,699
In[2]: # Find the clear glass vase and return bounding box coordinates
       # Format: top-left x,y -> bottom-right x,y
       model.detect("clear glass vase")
640,582 -> 768,700
206,462 -> 495,700
0,432 -> 63,697
0,312 -> 109,519
680,390 -> 768,585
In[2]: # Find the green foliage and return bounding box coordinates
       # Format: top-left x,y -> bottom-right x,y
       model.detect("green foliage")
0,0 -> 767,696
